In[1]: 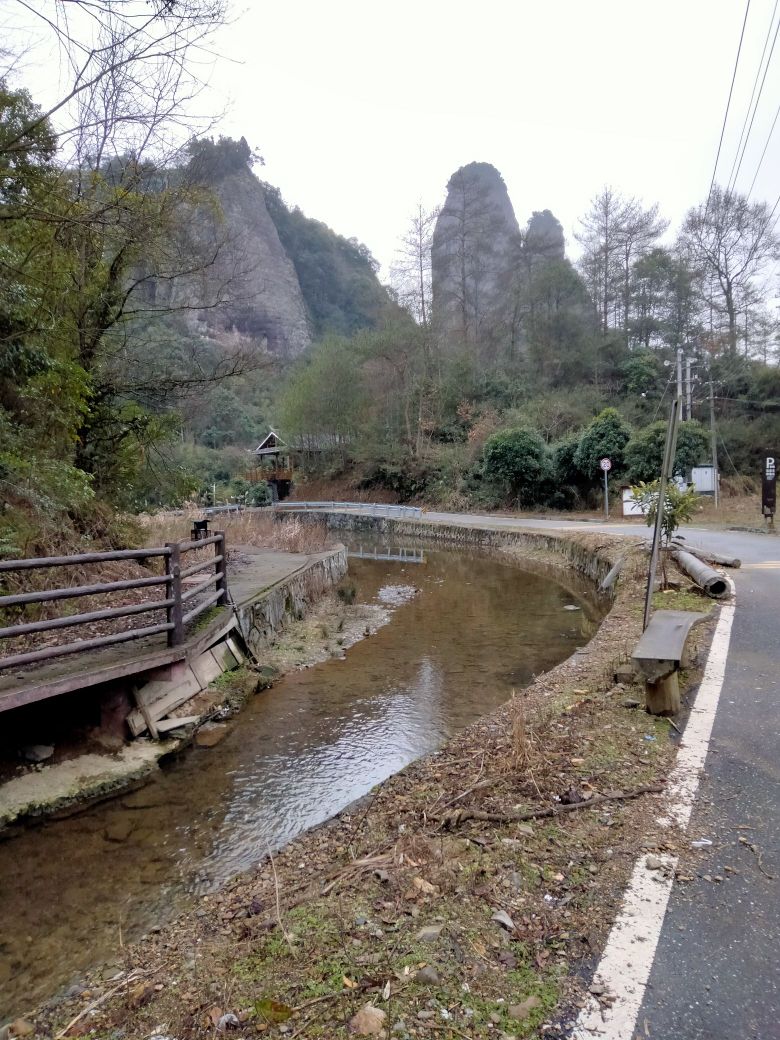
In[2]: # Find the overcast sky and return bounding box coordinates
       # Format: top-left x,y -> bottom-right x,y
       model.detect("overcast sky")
9,0 -> 780,279
210,0 -> 780,276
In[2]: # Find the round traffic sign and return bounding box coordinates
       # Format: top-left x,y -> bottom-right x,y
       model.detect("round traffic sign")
599,457 -> 612,472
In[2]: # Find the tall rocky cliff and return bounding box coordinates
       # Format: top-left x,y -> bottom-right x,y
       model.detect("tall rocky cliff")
431,163 -> 521,353
165,138 -> 391,359
431,163 -> 586,361
201,165 -> 312,356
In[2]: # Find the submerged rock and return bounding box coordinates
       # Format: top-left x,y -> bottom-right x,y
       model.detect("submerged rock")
195,723 -> 229,748
21,745 -> 54,764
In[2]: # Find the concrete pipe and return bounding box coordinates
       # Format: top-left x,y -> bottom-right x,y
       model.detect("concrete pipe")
672,549 -> 730,599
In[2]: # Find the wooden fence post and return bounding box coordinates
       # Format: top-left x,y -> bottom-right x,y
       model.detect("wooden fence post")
166,543 -> 184,646
215,532 -> 228,605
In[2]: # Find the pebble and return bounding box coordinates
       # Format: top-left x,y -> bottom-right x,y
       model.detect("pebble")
348,1005 -> 387,1036
9,1022 -> 34,1038
104,818 -> 134,843
415,966 -> 440,986
645,855 -> 663,870
416,924 -> 443,942
508,996 -> 541,1021
507,872 -> 524,892
195,723 -> 229,748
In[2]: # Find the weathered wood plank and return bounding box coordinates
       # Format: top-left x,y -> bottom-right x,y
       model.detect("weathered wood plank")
633,610 -> 708,668
156,715 -> 200,733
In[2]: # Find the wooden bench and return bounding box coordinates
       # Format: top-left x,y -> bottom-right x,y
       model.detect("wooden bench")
632,609 -> 708,715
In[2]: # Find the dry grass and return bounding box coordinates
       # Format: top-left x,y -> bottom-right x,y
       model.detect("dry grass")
140,511 -> 332,555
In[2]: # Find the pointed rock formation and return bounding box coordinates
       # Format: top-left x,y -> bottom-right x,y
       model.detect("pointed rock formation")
431,162 -> 521,353
431,163 -> 590,365
192,165 -> 312,357
525,209 -> 565,265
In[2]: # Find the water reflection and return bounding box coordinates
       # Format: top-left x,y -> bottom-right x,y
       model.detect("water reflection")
0,547 -> 601,1016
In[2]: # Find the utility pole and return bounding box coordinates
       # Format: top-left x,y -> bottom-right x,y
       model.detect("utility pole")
685,356 -> 694,421
708,369 -> 720,509
676,348 -> 684,419
643,396 -> 681,630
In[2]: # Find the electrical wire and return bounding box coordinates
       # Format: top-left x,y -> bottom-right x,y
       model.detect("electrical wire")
746,96 -> 780,199
707,0 -> 753,210
718,432 -> 742,474
725,0 -> 780,193
650,369 -> 676,423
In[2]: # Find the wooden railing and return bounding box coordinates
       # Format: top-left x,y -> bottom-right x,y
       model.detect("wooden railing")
0,533 -> 228,673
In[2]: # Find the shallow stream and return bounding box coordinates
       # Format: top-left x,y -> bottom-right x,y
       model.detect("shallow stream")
0,545 -> 603,1018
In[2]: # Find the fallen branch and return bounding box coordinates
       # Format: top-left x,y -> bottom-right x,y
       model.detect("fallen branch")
739,835 -> 775,879
427,1023 -> 477,1040
55,970 -> 147,1039
268,846 -> 296,954
436,784 -> 665,829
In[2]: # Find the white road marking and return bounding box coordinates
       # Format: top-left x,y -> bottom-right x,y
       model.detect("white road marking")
572,586 -> 737,1040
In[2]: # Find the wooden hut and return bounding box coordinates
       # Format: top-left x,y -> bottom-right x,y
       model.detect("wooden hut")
247,430 -> 293,501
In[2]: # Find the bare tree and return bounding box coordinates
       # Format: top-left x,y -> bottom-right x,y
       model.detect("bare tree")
576,187 -> 625,334
2,1 -> 227,156
390,201 -> 438,326
576,187 -> 667,337
679,185 -> 780,353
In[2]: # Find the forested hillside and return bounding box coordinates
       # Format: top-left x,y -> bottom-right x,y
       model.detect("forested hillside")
280,166 -> 780,510
0,75 -> 392,553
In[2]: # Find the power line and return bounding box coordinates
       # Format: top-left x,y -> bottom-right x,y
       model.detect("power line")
718,432 -> 741,475
707,0 -> 753,210
725,0 -> 780,193
650,368 -> 676,423
746,96 -> 780,199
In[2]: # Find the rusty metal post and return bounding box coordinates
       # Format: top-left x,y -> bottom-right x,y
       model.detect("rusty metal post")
215,532 -> 228,605
166,543 -> 184,646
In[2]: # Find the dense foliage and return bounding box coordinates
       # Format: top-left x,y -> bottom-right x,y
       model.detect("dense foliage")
263,184 -> 392,337
278,182 -> 779,512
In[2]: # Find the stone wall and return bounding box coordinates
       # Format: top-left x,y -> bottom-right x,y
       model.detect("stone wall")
290,513 -> 621,593
235,546 -> 348,659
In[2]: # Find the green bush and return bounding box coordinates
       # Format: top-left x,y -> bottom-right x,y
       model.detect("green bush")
573,407 -> 631,485
624,420 -> 709,483
481,427 -> 551,506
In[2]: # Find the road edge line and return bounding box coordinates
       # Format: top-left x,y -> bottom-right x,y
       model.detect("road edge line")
571,584 -> 737,1039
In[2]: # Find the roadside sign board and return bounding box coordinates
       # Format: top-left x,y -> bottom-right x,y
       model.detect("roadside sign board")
600,458 -> 612,472
762,455 -> 777,517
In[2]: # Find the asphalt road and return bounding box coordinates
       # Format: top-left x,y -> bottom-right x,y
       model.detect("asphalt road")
421,510 -> 779,1040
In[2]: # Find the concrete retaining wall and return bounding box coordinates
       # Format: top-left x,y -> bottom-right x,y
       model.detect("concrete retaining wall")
291,513 -> 617,592
235,546 -> 348,660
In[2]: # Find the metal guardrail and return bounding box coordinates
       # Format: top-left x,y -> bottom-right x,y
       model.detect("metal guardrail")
273,501 -> 424,519
0,533 -> 228,672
